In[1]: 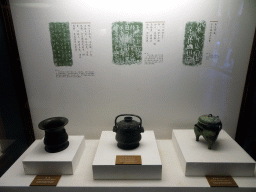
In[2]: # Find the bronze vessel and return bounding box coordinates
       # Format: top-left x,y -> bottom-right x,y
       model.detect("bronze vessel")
113,114 -> 144,150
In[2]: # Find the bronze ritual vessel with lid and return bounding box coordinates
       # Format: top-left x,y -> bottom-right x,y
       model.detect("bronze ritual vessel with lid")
194,114 -> 222,149
113,114 -> 144,150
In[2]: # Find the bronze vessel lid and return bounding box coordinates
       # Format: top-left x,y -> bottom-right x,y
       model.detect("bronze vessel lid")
198,114 -> 221,126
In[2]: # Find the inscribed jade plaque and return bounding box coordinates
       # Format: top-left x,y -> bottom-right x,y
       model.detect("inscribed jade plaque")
49,22 -> 73,66
182,21 -> 206,66
112,21 -> 143,65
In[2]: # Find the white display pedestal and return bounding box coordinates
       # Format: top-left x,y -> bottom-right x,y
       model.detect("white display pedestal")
92,131 -> 162,180
1,137 -> 256,192
22,136 -> 85,175
172,129 -> 256,176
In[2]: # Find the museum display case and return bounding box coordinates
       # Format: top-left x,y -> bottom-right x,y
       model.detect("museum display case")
1,0 -> 256,191
7,0 -> 256,141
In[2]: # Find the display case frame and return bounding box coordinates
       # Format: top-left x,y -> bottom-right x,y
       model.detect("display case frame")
235,28 -> 256,159
1,1 -> 256,190
0,0 -> 35,177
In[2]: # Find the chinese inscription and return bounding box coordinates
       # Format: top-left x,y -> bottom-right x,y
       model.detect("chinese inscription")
55,70 -> 94,78
116,155 -> 142,165
49,22 -> 73,66
206,176 -> 238,187
71,22 -> 92,58
182,21 -> 206,66
209,21 -> 218,43
30,175 -> 61,186
144,54 -> 163,64
145,21 -> 165,45
205,52 -> 219,61
112,21 -> 143,65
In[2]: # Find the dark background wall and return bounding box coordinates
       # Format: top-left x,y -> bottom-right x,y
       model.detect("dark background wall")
235,28 -> 256,161
0,8 -> 31,177
238,80 -> 256,160
0,10 -> 27,143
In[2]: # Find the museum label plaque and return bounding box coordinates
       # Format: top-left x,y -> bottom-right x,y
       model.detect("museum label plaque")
206,176 -> 238,187
115,155 -> 142,165
30,175 -> 61,186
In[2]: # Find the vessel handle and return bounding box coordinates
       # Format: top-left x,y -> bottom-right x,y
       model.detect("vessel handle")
216,115 -> 222,131
114,114 -> 142,128
219,121 -> 222,131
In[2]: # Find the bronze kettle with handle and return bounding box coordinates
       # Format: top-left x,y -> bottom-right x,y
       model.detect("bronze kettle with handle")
113,114 -> 144,150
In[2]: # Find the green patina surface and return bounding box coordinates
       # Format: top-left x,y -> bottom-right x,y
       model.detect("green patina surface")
49,22 -> 73,66
183,21 -> 206,66
112,21 -> 143,65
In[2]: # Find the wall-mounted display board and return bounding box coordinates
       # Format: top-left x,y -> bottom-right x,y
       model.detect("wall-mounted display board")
9,0 -> 256,139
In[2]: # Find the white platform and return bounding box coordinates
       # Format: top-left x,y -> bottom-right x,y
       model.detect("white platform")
1,138 -> 256,192
92,131 -> 162,180
22,136 -> 85,175
172,129 -> 256,176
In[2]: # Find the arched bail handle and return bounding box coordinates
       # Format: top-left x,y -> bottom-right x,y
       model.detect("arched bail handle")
114,114 -> 142,127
